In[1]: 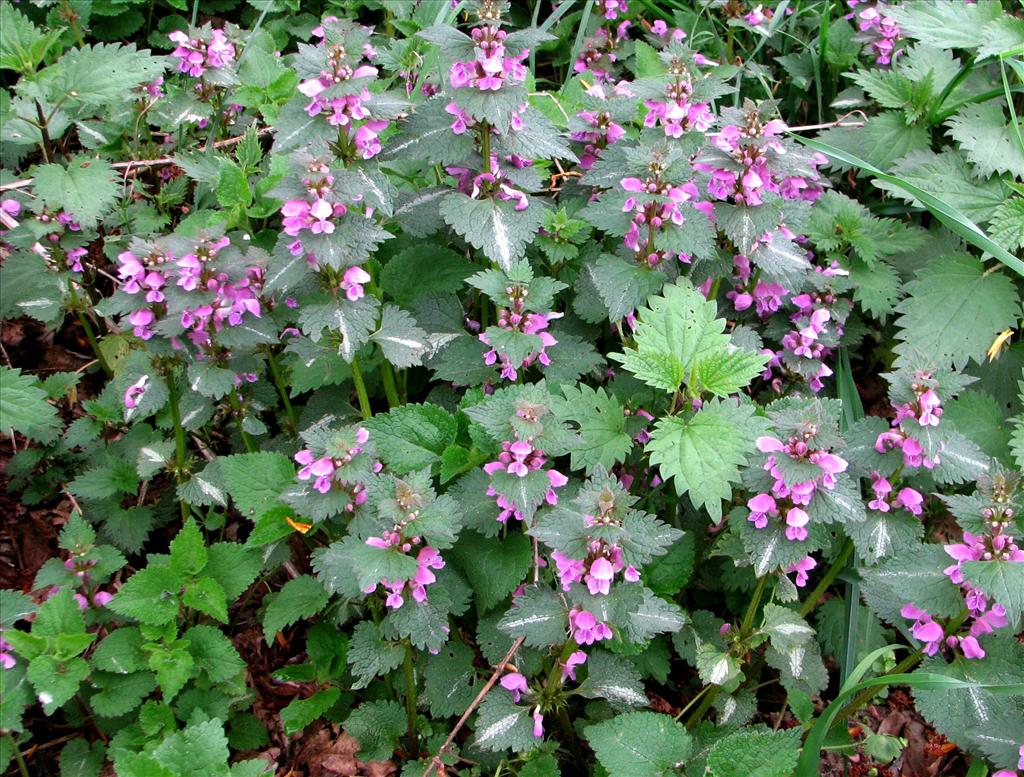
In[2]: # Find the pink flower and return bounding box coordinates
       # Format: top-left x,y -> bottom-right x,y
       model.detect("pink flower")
340,266 -> 371,301
895,487 -> 923,516
123,376 -> 149,409
562,650 -> 587,681
500,672 -> 528,702
0,199 -> 21,216
585,556 -> 615,596
532,707 -> 544,738
569,608 -> 613,645
787,556 -> 817,587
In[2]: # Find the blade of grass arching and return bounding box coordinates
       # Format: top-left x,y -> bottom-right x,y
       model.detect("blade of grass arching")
565,0 -> 595,88
533,0 -> 577,74
814,0 -> 831,123
793,135 -> 1024,277
834,347 -> 864,688
797,667 -> 1024,776
1001,59 -> 1024,158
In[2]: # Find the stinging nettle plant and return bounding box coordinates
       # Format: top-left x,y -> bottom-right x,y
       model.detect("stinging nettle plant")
0,1 -> 1023,776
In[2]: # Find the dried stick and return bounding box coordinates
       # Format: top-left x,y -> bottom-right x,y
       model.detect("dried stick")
422,636 -> 526,777
0,127 -> 275,192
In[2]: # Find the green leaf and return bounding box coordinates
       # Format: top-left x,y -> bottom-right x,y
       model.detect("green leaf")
315,535 -> 420,593
610,279 -> 767,396
152,719 -> 230,777
298,295 -> 380,362
59,738 -> 106,777
280,687 -> 341,736
946,102 -> 1024,180
706,727 -> 802,777
440,193 -> 544,272
989,198 -> 1024,255
584,253 -> 665,322
28,655 -> 89,714
860,544 -> 967,623
0,366 -> 60,443
48,43 -> 165,109
893,253 -> 1019,370
261,575 -> 329,644
626,588 -> 688,641
365,403 -> 457,474
555,384 -> 633,472
585,712 -> 692,777
169,517 -> 207,577
874,149 -> 1007,224
578,649 -> 648,709
147,642 -> 193,700
89,670 -> 157,718
0,2 -> 64,74
451,531 -> 532,612
885,0 -> 1004,50
423,640 -> 478,718
814,111 -> 931,173
108,565 -> 182,626
344,700 -> 405,761
371,305 -> 431,368
221,452 -> 295,520
182,576 -> 228,623
31,156 -> 119,228
184,624 -> 245,683
647,400 -> 769,522
943,391 -> 1011,460
204,541 -> 262,602
380,244 -> 475,306
472,693 -> 538,753
961,560 -> 1024,625
760,604 -> 815,653
347,621 -> 405,690
216,160 -> 252,209
498,584 -> 569,647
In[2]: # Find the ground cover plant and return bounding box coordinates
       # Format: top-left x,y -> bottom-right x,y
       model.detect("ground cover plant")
0,0 -> 1023,775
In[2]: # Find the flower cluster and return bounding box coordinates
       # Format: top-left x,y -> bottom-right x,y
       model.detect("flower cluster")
477,280 -> 561,381
447,152 -> 533,212
363,538 -> 445,610
569,606 -> 614,645
280,158 -> 368,261
450,25 -> 528,92
746,432 -> 848,542
726,255 -> 788,317
483,438 -> 568,521
619,174 -> 709,267
642,56 -> 715,138
573,21 -> 631,82
867,472 -> 923,515
118,236 -> 264,347
874,371 -> 945,470
570,100 -> 626,170
902,496 -> 1021,660
849,1 -> 902,65
295,427 -> 371,500
169,27 -> 236,79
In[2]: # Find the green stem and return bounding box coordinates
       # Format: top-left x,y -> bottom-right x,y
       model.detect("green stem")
403,642 -> 418,757
34,99 -> 52,163
832,650 -> 922,723
67,281 -> 111,377
4,732 -> 29,777
166,373 -> 190,522
740,573 -> 770,637
350,357 -> 373,420
266,349 -> 298,432
227,391 -> 257,453
800,539 -> 853,618
480,120 -> 491,172
380,361 -> 402,408
684,684 -> 720,728
928,54 -> 980,125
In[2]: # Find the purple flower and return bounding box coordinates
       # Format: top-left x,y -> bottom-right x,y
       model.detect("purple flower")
562,650 -> 587,682
569,608 -> 613,645
787,556 -> 817,587
124,376 -> 149,410
340,266 -> 371,301
500,672 -> 528,702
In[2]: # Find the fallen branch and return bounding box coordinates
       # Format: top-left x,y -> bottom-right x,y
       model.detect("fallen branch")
0,127 -> 275,193
422,636 -> 526,777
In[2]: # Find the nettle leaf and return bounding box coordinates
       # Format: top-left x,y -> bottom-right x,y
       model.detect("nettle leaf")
960,560 -> 1024,625
760,604 -> 815,654
107,564 -> 181,626
585,253 -> 666,323
893,254 -> 1018,371
371,305 -> 431,368
451,531 -> 532,613
261,575 -> 329,644
578,649 -> 648,710
317,535 -> 420,593
472,692 -> 538,753
885,0 -> 1004,50
49,42 -> 165,108
945,102 -> 1024,180
365,403 -> 457,473
716,202 -> 783,256
585,712 -> 692,777
706,727 -> 802,777
555,384 -> 633,473
31,156 -> 118,228
422,640 -> 478,718
860,544 -> 967,623
912,635 -> 1024,770
0,2 -> 64,73
298,296 -> 380,362
380,244 -> 474,306
346,700 -> 405,761
280,687 -> 340,737
989,198 -> 1024,255
626,588 -> 688,642
816,111 -> 930,173
610,279 -> 767,396
221,452 -> 294,520
847,510 -> 924,565
647,400 -> 770,522
497,584 -> 568,647
0,366 -> 61,444
440,193 -> 544,272
348,621 -> 404,690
